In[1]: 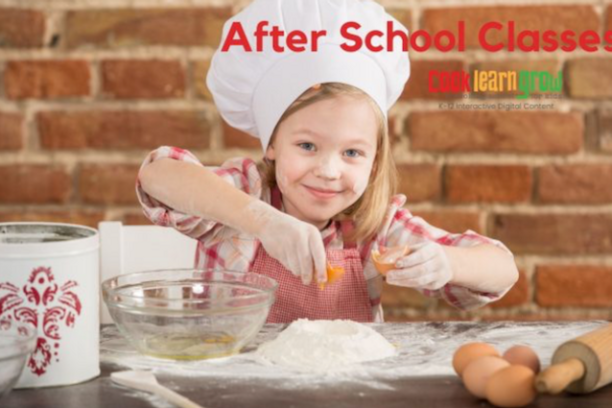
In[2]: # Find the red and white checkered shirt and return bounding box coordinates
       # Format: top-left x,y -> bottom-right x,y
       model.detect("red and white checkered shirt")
136,146 -> 514,322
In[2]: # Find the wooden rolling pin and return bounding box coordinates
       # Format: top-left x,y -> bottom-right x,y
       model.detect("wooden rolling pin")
536,323 -> 612,394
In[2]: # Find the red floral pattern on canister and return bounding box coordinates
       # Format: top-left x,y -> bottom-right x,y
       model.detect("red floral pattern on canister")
0,266 -> 82,376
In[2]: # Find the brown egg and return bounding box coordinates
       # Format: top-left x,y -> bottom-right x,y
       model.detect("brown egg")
463,356 -> 510,398
371,245 -> 410,275
452,342 -> 500,377
486,365 -> 537,408
503,345 -> 540,374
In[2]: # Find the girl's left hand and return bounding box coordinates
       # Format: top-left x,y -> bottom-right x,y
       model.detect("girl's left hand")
385,242 -> 454,291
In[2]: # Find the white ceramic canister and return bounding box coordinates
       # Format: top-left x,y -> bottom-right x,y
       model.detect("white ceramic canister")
0,223 -> 100,388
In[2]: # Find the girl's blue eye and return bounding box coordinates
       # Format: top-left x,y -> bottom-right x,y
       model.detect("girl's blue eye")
345,149 -> 361,158
298,142 -> 315,151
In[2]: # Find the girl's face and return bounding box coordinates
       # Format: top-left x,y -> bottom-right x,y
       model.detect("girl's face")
265,95 -> 379,230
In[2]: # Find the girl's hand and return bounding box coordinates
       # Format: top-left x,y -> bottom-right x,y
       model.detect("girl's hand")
385,242 -> 453,291
250,201 -> 326,285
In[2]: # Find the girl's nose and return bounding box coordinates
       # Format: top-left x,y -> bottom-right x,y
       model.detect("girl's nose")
314,157 -> 341,179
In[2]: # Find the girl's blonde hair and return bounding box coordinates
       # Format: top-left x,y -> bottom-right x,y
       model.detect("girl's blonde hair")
258,82 -> 398,244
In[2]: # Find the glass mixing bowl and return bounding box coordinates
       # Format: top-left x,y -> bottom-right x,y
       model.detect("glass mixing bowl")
0,323 -> 36,401
102,269 -> 278,360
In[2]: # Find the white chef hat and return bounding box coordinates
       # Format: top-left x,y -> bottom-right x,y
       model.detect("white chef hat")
206,0 -> 410,152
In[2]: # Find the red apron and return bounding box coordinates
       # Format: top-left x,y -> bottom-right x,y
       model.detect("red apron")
249,187 -> 374,323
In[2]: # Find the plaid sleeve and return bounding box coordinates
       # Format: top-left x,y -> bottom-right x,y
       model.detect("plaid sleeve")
135,146 -> 263,240
378,195 -> 514,311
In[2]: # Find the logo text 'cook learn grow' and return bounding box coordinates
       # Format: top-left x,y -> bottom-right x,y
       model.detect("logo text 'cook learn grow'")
428,70 -> 563,99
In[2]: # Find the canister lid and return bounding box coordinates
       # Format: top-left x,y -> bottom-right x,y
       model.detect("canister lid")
0,222 -> 99,258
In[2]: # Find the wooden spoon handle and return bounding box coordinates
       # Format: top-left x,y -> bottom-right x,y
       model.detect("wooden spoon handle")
153,384 -> 206,408
535,358 -> 585,395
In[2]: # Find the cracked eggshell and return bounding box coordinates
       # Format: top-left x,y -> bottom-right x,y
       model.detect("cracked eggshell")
318,263 -> 345,290
371,245 -> 410,275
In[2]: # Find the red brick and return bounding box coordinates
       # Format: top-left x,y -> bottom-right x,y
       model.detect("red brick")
382,285 -> 437,309
223,121 -> 261,149
539,164 -> 612,204
400,60 -> 465,101
445,165 -> 532,203
0,112 -> 24,150
78,164 -> 140,205
121,212 -> 151,226
397,164 -> 441,202
101,59 -> 185,99
4,60 -> 90,100
409,111 -> 583,154
423,6 -> 599,49
65,8 -> 232,49
192,60 -> 213,101
38,110 -> 210,150
600,109 -> 612,153
491,213 -> 612,255
0,165 -> 71,204
489,270 -> 530,308
0,8 -> 45,48
388,116 -> 400,145
0,211 -> 105,229
383,279 -> 532,313
387,9 -> 412,33
567,59 -> 612,99
411,210 -> 483,234
536,265 -> 612,307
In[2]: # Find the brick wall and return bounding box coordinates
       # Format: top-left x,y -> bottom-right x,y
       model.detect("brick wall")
0,0 -> 611,322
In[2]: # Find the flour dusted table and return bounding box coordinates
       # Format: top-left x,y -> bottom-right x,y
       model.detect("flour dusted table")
5,321 -> 612,408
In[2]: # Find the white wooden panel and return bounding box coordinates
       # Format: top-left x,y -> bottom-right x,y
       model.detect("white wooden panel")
122,226 -> 197,273
98,221 -> 198,324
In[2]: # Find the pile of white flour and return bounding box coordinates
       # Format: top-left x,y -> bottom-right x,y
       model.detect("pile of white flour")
255,319 -> 396,372
101,321 -> 607,387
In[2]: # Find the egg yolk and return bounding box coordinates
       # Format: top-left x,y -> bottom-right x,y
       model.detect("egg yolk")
318,263 -> 345,290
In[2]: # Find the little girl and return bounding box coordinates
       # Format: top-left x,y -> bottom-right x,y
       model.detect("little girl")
137,0 -> 518,323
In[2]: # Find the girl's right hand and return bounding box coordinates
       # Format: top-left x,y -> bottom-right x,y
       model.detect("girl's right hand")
249,201 -> 327,285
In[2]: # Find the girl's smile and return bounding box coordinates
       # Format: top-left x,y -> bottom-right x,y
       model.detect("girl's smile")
303,184 -> 344,199
265,94 -> 378,230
